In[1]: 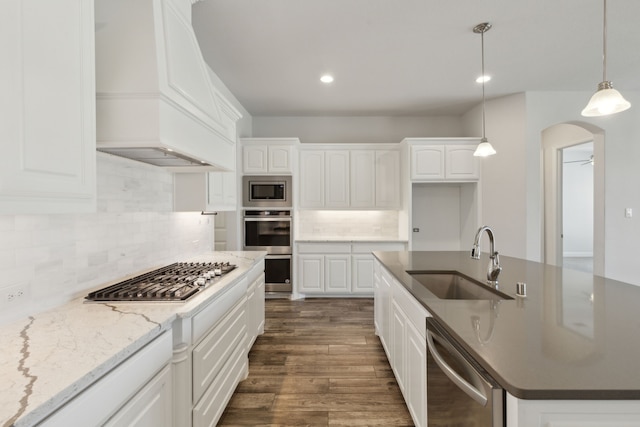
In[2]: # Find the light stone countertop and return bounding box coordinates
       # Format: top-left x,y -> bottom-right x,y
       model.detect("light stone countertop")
0,251 -> 266,427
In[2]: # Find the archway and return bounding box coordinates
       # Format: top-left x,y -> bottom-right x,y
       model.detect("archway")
541,122 -> 605,276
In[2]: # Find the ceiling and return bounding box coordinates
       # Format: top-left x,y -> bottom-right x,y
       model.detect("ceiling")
192,0 -> 640,117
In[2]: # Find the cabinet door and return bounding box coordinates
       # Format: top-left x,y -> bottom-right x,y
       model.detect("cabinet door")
325,255 -> 350,293
104,365 -> 172,427
243,145 -> 268,173
379,269 -> 393,355
373,260 -> 382,334
325,150 -> 350,208
352,254 -> 375,294
299,151 -> 325,208
268,145 -> 293,173
298,255 -> 324,293
375,150 -> 401,208
1,0 -> 96,214
445,145 -> 479,180
207,171 -> 236,211
406,321 -> 427,427
391,300 -> 407,393
350,150 -> 376,208
411,145 -> 445,181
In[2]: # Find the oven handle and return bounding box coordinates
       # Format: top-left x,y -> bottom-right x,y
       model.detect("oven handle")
244,218 -> 292,222
426,329 -> 488,406
265,254 -> 291,259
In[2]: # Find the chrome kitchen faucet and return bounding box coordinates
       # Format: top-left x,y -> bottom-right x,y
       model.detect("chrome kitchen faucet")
471,226 -> 502,287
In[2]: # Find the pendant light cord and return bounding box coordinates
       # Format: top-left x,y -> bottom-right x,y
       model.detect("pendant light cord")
602,0 -> 607,82
481,29 -> 487,140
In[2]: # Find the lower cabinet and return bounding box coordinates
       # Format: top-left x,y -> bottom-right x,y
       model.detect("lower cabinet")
41,332 -> 173,427
172,259 -> 266,427
375,260 -> 430,427
297,242 -> 406,296
506,394 -> 640,426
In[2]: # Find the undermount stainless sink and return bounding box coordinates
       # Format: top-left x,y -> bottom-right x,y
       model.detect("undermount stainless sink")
408,272 -> 513,300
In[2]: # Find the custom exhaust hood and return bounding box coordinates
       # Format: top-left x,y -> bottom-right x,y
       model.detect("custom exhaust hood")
95,0 -> 241,172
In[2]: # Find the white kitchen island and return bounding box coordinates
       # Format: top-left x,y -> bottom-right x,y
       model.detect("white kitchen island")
0,251 -> 265,427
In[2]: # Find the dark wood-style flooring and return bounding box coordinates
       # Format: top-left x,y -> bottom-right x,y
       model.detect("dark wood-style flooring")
218,298 -> 414,426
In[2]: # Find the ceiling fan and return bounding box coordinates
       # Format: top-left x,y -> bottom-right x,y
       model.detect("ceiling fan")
564,155 -> 594,166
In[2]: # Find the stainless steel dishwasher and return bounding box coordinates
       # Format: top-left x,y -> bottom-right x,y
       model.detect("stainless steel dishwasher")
426,318 -> 504,426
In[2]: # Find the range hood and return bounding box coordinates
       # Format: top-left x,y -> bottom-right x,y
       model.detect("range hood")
95,0 -> 241,172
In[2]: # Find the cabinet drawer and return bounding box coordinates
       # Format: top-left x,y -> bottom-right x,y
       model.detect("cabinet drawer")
352,242 -> 406,253
297,243 -> 351,253
192,277 -> 248,344
193,341 -> 247,427
392,278 -> 430,338
41,332 -> 172,427
192,296 -> 247,404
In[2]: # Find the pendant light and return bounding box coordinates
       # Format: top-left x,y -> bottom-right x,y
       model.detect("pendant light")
473,22 -> 496,157
581,0 -> 630,117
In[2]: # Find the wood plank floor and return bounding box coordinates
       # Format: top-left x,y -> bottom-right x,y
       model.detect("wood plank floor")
218,298 -> 414,426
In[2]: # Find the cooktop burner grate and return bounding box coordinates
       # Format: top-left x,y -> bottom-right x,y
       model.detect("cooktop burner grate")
86,262 -> 236,302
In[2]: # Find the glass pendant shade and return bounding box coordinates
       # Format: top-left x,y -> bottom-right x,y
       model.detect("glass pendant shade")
581,0 -> 630,117
473,138 -> 497,157
581,81 -> 631,117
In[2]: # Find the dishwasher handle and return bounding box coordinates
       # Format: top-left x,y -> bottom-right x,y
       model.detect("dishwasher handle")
426,329 -> 488,406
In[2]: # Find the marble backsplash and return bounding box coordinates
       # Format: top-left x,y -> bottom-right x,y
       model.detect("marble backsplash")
296,210 -> 400,240
0,153 -> 213,324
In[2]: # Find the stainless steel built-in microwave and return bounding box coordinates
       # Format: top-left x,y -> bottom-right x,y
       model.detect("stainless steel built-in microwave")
242,175 -> 292,208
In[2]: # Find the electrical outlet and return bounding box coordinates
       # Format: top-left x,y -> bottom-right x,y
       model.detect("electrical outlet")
2,284 -> 27,306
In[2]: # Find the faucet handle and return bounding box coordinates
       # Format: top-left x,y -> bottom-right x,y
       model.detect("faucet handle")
470,244 -> 481,259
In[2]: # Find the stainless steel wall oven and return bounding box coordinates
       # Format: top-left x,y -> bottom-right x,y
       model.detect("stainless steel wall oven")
243,210 -> 292,294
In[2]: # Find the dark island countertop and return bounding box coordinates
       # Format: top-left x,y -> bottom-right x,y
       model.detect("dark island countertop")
373,251 -> 640,400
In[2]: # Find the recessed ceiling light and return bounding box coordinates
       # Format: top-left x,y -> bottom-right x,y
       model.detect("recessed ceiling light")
476,75 -> 491,83
320,74 -> 334,84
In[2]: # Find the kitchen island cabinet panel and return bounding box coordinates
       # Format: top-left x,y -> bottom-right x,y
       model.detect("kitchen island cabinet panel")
40,331 -> 173,427
103,365 -> 172,427
375,259 -> 430,427
506,393 -> 640,426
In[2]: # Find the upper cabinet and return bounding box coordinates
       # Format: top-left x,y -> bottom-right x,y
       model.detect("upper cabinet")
174,171 -> 236,212
299,146 -> 401,210
240,138 -> 299,175
406,138 -> 480,182
0,0 -> 96,214
95,0 -> 241,172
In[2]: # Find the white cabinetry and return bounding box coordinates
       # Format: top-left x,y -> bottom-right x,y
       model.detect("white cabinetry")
351,150 -> 400,208
297,243 -> 351,294
299,146 -> 401,209
506,393 -> 640,426
406,138 -> 480,182
174,171 -> 236,212
41,332 -> 173,427
297,242 -> 406,296
171,259 -> 265,427
375,261 -> 430,427
1,0 -> 96,214
325,151 -> 350,208
241,138 -> 298,174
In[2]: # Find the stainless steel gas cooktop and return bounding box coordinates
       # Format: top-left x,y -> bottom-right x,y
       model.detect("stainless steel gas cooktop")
85,262 -> 236,302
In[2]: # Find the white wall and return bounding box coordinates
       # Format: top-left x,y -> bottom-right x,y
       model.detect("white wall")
0,154 -> 214,324
252,115 -> 464,144
462,90 -> 640,285
462,93 -> 528,259
526,91 -> 640,284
